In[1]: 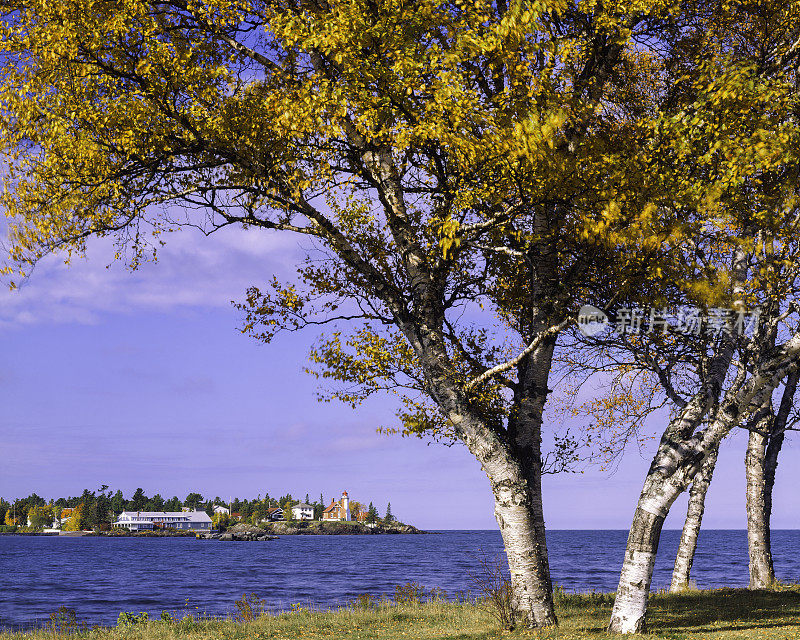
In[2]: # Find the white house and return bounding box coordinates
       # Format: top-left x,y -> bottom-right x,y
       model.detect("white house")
114,510 -> 212,531
291,503 -> 314,520
212,504 -> 230,515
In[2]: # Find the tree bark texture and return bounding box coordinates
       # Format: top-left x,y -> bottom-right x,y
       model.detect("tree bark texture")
746,410 -> 776,588
763,371 -> 797,539
419,329 -> 558,628
670,448 -> 718,592
499,337 -> 560,627
608,385 -> 722,634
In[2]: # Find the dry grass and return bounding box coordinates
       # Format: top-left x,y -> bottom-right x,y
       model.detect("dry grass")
2,586 -> 799,640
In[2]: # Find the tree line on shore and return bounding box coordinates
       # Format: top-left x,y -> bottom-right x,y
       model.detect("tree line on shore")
3,0 -> 800,634
0,488 -> 393,532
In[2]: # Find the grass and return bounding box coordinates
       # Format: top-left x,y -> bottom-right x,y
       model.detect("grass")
2,587 -> 799,640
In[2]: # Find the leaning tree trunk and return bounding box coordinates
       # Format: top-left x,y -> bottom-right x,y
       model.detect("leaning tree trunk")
670,448 -> 719,592
607,299 -> 800,631
608,255 -> 749,634
422,329 -> 558,628
607,464 -> 686,633
608,363 -> 736,633
746,409 -> 776,589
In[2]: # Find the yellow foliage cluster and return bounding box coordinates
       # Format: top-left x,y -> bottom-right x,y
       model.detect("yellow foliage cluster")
2,0 -> 800,449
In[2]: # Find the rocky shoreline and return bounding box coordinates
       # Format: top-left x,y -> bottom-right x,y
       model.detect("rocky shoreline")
197,521 -> 427,540
196,523 -> 277,541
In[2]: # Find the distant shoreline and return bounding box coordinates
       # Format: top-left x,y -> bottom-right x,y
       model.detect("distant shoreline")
0,522 -> 429,538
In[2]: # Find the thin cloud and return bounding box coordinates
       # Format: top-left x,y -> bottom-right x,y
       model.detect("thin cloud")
0,226 -> 301,329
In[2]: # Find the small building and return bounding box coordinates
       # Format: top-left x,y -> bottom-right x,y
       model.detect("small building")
213,505 -> 230,515
266,507 -> 284,521
114,510 -> 212,531
291,503 -> 314,520
322,491 -> 352,521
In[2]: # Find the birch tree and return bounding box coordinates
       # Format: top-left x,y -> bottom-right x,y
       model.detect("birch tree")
1,0 -> 797,628
669,448 -> 717,592
605,194 -> 800,631
559,207 -> 800,626
745,353 -> 800,588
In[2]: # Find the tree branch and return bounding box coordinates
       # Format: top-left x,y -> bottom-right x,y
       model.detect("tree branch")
464,318 -> 573,392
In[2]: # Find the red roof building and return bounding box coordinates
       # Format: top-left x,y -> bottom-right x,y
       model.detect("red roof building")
322,491 -> 351,521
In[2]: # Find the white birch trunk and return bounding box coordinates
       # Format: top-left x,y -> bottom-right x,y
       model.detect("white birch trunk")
490,336 -> 558,627
608,473 -> 683,633
670,448 -> 718,592
746,418 -> 775,588
433,354 -> 558,628
492,478 -> 557,627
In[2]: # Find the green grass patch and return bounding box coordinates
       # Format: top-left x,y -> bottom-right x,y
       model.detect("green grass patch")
2,587 -> 799,640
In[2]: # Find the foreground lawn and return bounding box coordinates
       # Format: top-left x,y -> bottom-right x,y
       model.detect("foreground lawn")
2,587 -> 799,640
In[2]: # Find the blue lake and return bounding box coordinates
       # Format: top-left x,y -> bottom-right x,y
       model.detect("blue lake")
2,530 -> 800,629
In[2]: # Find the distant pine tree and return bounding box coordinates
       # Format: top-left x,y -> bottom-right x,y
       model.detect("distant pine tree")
384,502 -> 394,524
130,488 -> 148,511
367,502 -> 378,524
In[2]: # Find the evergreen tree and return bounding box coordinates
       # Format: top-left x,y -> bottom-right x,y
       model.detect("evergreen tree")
367,502 -> 378,524
0,499 -> 9,526
110,490 -> 125,515
240,501 -> 252,520
384,503 -> 393,524
314,495 -> 324,521
86,492 -> 112,530
184,493 -> 204,510
130,488 -> 148,511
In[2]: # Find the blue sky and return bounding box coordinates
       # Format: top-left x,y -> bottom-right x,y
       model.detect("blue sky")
1,226 -> 798,530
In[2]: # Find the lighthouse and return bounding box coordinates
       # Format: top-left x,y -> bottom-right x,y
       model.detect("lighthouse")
342,490 -> 351,521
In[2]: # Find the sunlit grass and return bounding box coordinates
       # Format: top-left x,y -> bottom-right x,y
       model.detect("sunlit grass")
2,586 -> 799,640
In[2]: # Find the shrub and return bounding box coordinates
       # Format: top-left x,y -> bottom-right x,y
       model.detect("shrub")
233,593 -> 264,622
351,594 -> 377,609
469,553 -> 516,631
394,581 -> 426,604
47,607 -> 82,634
117,612 -> 149,627
428,587 -> 448,603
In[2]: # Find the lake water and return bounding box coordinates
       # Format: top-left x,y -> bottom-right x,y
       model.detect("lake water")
2,530 -> 800,629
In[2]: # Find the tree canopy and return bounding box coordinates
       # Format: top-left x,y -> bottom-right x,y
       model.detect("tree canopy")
4,0 -> 800,629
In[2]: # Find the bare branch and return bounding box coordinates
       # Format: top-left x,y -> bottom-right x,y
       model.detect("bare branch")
464,318 -> 573,392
